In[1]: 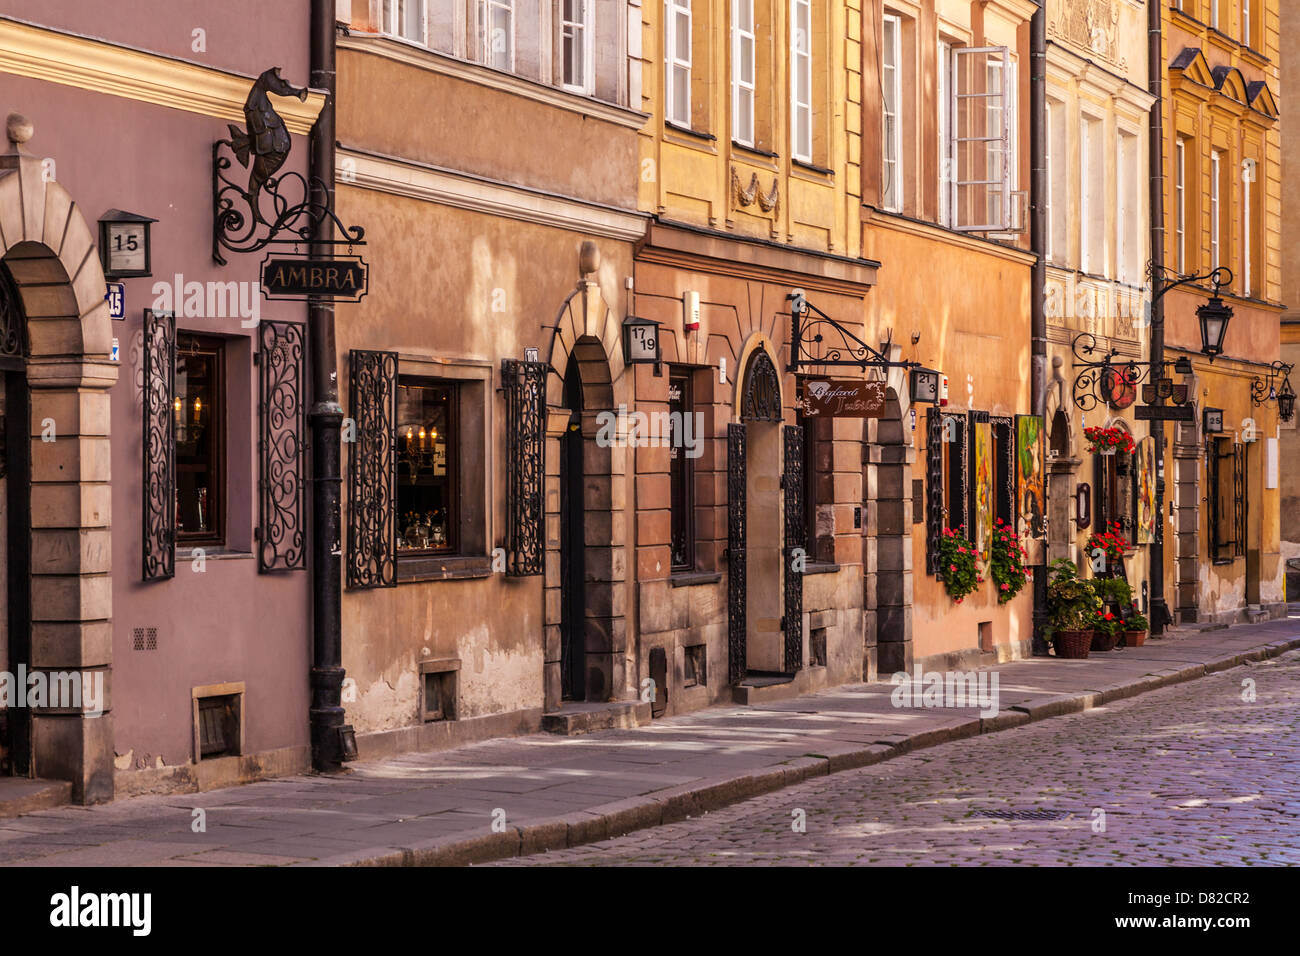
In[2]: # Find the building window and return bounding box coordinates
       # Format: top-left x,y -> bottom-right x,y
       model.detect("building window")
383,0 -> 425,42
937,39 -> 954,226
942,412 -> 969,533
1210,149 -> 1222,271
1211,0 -> 1220,28
992,418 -> 1014,528
669,370 -> 695,572
559,0 -> 592,93
881,14 -> 902,210
1175,138 -> 1186,274
1047,97 -> 1066,262
791,0 -> 813,163
476,0 -> 514,71
732,0 -> 756,146
175,334 -> 224,546
1094,439 -> 1136,547
1117,130 -> 1139,283
1242,157 -> 1255,296
949,46 -> 1014,232
1080,115 -> 1103,274
396,378 -> 458,553
665,0 -> 692,126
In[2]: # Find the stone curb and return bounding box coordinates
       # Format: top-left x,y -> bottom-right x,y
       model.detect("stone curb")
334,635 -> 1300,868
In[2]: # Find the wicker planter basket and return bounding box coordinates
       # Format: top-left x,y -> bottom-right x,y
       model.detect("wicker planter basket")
1091,629 -> 1120,652
1053,630 -> 1092,659
1123,629 -> 1147,647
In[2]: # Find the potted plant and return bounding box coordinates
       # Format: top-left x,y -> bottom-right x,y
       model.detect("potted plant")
1086,522 -> 1129,578
1090,607 -> 1123,652
1084,425 -> 1136,456
1123,604 -> 1149,646
990,518 -> 1031,604
1045,559 -> 1102,659
938,525 -> 980,604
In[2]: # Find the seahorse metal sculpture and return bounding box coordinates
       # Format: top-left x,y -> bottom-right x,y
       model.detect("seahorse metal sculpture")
227,67 -> 308,225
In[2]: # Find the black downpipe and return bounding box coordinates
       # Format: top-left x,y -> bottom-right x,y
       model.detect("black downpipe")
1147,0 -> 1169,635
308,0 -> 346,771
1030,4 -> 1049,655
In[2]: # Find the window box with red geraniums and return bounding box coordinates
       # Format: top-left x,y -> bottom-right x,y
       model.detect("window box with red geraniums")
1086,522 -> 1129,574
1084,425 -> 1135,456
938,525 -> 980,604
989,518 -> 1030,604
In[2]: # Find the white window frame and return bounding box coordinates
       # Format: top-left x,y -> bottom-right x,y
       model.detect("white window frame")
1244,0 -> 1251,45
665,0 -> 693,127
477,0 -> 515,72
559,0 -> 594,94
1044,99 -> 1053,262
949,45 -> 1012,233
881,14 -> 903,211
937,40 -> 953,227
1243,158 -> 1255,296
791,0 -> 813,164
383,0 -> 426,43
732,0 -> 756,146
1175,139 -> 1186,274
1079,115 -> 1103,274
1210,149 -> 1222,271
1211,0 -> 1219,29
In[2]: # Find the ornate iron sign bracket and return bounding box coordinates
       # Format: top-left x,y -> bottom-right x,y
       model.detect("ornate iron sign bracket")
213,67 -> 365,265
787,291 -> 919,373
1251,360 -> 1294,406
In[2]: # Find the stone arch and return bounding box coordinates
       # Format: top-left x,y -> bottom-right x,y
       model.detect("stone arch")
733,333 -> 783,422
0,114 -> 118,803
542,277 -> 630,710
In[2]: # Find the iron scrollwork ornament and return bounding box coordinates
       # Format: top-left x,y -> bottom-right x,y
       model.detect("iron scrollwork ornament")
213,67 -> 365,264
257,320 -> 306,572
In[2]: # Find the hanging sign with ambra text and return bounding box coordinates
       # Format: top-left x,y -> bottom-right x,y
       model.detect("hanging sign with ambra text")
260,254 -> 369,302
800,379 -> 886,418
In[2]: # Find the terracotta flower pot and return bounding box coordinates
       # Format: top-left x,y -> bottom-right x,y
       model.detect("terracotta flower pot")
1090,629 -> 1120,652
1124,629 -> 1147,647
1053,630 -> 1092,659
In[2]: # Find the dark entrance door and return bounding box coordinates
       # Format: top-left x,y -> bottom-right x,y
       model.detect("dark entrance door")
559,366 -> 586,700
0,263 -> 31,776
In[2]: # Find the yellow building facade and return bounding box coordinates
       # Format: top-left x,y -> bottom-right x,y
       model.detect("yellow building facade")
1160,0 -> 1284,623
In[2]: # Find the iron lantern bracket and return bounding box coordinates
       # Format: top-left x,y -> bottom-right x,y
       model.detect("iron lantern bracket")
786,291 -> 919,373
1251,360 -> 1295,407
1068,332 -> 1183,411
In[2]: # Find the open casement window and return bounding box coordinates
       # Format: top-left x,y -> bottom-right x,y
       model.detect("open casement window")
950,46 -> 1015,233
143,310 -> 177,581
665,0 -> 693,127
256,321 -> 306,572
347,350 -> 398,589
925,409 -> 969,575
503,359 -> 545,575
1094,444 -> 1136,546
1208,438 -> 1245,563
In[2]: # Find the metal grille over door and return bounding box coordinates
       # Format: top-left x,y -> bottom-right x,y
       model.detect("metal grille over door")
782,424 -> 804,673
346,349 -> 398,589
727,423 -> 747,684
502,358 -> 547,576
924,408 -> 944,575
143,309 -> 176,581
257,320 -> 306,572
1233,441 -> 1246,559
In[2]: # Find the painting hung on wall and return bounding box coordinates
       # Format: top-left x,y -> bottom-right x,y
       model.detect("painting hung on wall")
973,420 -> 994,561
1136,435 -> 1157,543
1016,415 -> 1046,559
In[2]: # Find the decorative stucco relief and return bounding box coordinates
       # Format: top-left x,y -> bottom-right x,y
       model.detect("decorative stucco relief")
1048,0 -> 1127,73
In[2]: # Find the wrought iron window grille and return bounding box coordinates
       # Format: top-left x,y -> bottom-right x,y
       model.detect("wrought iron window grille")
501,359 -> 547,576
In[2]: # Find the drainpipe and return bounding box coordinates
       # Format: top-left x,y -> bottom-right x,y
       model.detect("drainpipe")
1030,4 -> 1049,655
1147,0 -> 1169,636
308,0 -> 346,771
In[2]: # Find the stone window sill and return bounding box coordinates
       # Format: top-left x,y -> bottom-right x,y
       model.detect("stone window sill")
670,571 -> 723,588
398,554 -> 494,582
803,562 -> 840,575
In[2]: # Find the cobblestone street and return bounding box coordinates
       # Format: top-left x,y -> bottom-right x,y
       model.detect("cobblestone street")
495,649 -> 1300,866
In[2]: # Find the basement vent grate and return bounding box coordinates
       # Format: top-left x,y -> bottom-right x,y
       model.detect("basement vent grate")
973,808 -> 1073,821
132,627 -> 158,651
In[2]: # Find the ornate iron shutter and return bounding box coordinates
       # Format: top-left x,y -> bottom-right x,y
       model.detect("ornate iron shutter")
257,320 -> 306,572
925,408 -> 944,576
502,358 -> 547,576
782,424 -> 804,674
346,350 -> 398,589
727,423 -> 747,684
1233,441 -> 1246,559
142,309 -> 176,581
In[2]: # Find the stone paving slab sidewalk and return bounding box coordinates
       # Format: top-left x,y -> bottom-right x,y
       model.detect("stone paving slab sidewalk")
1,616 -> 1297,867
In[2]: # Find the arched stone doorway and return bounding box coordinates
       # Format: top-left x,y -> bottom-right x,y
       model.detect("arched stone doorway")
0,115 -> 118,802
727,338 -> 802,685
543,275 -> 630,710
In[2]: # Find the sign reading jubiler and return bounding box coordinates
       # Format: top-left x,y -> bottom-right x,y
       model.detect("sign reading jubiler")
800,379 -> 886,418
260,254 -> 369,302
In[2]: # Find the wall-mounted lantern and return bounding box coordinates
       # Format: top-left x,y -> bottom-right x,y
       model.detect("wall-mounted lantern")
1250,361 -> 1295,423
1203,407 -> 1224,434
1197,295 -> 1233,361
98,209 -> 157,279
1278,377 -> 1296,424
622,314 -> 662,367
909,367 -> 941,404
